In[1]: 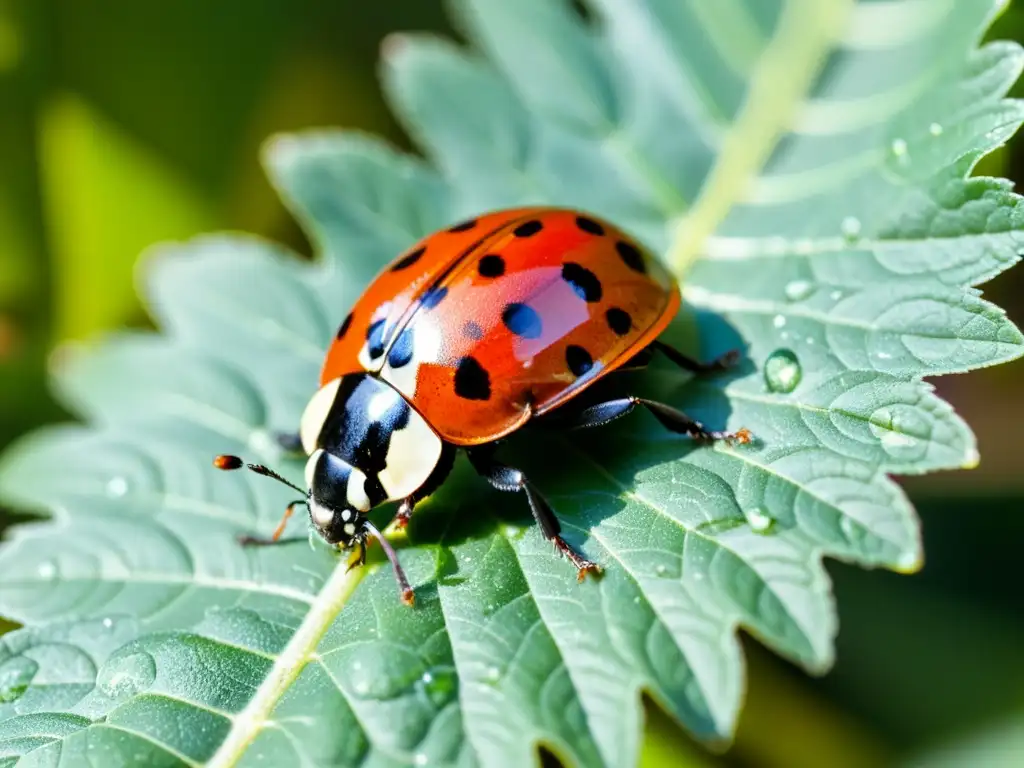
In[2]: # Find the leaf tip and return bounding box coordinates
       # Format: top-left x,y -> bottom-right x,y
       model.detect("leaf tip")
960,445 -> 981,471
893,547 -> 924,575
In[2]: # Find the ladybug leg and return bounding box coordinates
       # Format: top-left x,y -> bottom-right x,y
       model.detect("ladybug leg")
239,498 -> 308,546
466,448 -> 602,582
651,340 -> 740,375
274,431 -> 305,455
566,397 -> 752,444
395,496 -> 416,529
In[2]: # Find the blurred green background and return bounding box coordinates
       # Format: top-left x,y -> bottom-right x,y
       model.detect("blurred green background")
1,1 -> 1023,766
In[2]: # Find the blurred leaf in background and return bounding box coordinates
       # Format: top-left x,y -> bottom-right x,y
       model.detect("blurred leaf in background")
1,1 -> 1024,767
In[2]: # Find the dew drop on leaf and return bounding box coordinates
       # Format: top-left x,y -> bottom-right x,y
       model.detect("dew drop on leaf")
418,667 -> 458,708
840,216 -> 861,241
414,754 -> 429,766
105,476 -> 128,497
98,651 -> 157,698
36,561 -> 56,579
829,290 -> 844,301
773,314 -> 787,329
744,508 -> 776,534
891,137 -> 908,157
929,122 -> 943,136
764,349 -> 802,394
783,279 -> 814,302
655,564 -> 669,577
102,617 -> 113,629
484,666 -> 501,683
0,656 -> 38,703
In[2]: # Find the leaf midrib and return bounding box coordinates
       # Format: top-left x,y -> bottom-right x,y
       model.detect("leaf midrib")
668,0 -> 854,275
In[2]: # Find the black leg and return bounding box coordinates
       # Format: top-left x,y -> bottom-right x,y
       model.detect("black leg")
651,340 -> 740,375
275,431 -> 305,455
565,396 -> 751,443
466,448 -> 601,581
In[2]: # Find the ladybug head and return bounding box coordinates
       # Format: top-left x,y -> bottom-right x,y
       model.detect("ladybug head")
211,449 -> 389,552
304,448 -> 373,547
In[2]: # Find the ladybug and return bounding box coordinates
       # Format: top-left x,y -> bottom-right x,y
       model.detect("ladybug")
215,207 -> 749,605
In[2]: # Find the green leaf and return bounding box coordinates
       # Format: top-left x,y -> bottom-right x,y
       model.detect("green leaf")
2,1 -> 1023,766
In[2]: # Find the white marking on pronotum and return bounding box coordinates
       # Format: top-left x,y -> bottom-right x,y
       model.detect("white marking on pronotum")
345,468 -> 372,512
300,379 -> 342,455
304,449 -> 324,490
367,386 -> 401,422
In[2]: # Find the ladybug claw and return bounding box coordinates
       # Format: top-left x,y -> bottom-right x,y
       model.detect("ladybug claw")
730,427 -> 753,445
576,561 -> 603,582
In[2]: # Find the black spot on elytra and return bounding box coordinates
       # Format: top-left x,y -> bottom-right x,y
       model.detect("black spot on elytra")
562,262 -> 603,303
513,220 -> 543,238
501,303 -> 543,340
463,321 -> 484,340
448,218 -> 477,233
575,216 -> 605,236
420,286 -> 448,309
566,345 -> 593,377
336,312 -> 353,340
478,254 -> 505,278
616,241 -> 646,273
454,356 -> 491,400
366,319 -> 387,359
605,307 -> 632,336
387,327 -> 415,369
391,246 -> 426,272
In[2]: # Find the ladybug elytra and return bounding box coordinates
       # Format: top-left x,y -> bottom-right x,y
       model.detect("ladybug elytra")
215,207 -> 750,605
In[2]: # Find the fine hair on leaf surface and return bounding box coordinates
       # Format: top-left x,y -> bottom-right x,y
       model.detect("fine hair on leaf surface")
2,1 -> 1023,767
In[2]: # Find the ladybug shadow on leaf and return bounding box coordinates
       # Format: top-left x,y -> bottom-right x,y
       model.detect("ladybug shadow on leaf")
403,310 -> 755,591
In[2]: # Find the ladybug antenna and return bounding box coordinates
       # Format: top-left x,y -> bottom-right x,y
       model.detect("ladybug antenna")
213,454 -> 306,495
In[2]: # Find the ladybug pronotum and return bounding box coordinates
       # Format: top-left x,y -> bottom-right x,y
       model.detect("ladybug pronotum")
215,207 -> 750,605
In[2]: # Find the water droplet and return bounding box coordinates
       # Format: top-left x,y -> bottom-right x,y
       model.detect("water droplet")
655,564 -> 669,577
869,406 -> 926,461
484,666 -> 501,683
0,656 -> 38,703
745,508 -> 775,534
102,617 -> 113,629
764,349 -> 802,394
829,290 -> 843,301
840,216 -> 861,241
891,138 -> 908,156
417,667 -> 458,708
414,754 -> 429,767
875,351 -> 893,361
36,561 -> 56,579
784,280 -> 814,302
106,476 -> 128,497
98,651 -> 156,698
929,122 -> 943,136
633,596 -> 641,604
772,314 -> 787,329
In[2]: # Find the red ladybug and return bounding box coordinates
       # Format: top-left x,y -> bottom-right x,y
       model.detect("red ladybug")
215,207 -> 750,604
